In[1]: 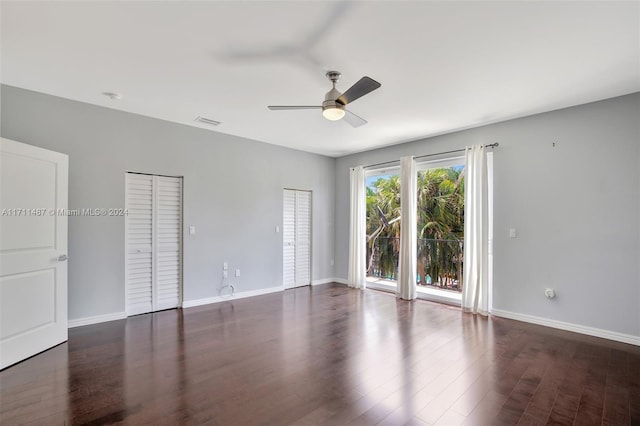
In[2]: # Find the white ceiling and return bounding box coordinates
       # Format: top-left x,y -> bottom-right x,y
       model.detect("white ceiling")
1,1 -> 638,157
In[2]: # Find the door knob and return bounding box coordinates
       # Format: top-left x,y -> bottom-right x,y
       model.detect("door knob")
57,254 -> 69,261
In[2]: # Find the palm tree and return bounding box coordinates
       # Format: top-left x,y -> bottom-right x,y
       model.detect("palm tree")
416,167 -> 464,287
366,176 -> 401,278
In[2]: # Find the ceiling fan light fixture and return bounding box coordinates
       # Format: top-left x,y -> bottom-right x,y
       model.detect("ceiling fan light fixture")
322,106 -> 345,121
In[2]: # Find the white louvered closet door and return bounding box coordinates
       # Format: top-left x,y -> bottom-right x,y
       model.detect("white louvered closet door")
126,173 -> 182,316
294,191 -> 311,287
283,190 -> 296,289
154,176 -> 182,311
283,189 -> 311,289
126,174 -> 154,315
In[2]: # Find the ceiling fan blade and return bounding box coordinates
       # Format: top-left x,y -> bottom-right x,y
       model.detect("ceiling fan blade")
343,110 -> 367,128
336,76 -> 381,105
268,106 -> 322,110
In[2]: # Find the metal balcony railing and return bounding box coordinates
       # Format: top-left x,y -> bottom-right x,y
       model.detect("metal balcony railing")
366,236 -> 463,292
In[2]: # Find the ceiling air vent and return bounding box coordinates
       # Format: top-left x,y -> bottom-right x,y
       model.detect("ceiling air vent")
194,116 -> 221,126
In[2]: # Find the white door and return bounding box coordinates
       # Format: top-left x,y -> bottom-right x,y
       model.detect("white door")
283,190 -> 296,289
125,173 -> 154,315
154,176 -> 182,311
125,173 -> 182,315
283,189 -> 311,289
294,191 -> 311,287
0,138 -> 68,370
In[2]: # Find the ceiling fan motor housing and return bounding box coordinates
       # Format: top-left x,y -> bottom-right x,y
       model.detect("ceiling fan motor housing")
322,87 -> 346,120
323,88 -> 344,111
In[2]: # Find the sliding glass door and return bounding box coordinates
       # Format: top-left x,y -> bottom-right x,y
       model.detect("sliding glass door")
365,157 -> 466,299
364,153 -> 492,307
365,167 -> 400,286
415,157 -> 465,294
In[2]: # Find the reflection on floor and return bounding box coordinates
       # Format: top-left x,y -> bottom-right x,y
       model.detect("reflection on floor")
1,283 -> 638,425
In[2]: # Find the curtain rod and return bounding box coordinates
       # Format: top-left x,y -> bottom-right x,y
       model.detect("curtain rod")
362,143 -> 499,170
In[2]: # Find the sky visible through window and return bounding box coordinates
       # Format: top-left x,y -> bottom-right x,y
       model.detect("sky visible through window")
365,175 -> 390,189
366,164 -> 463,189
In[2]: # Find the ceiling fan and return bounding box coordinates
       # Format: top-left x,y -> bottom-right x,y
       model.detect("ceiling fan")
268,71 -> 381,127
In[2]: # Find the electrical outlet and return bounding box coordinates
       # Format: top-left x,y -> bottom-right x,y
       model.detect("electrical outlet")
223,262 -> 228,270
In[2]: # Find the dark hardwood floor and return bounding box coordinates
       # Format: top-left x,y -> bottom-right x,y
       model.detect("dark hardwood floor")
1,283 -> 639,425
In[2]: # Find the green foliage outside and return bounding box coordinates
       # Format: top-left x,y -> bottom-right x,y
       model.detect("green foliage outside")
366,167 -> 465,291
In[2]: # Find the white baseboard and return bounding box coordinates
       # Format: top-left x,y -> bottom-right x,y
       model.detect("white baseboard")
333,278 -> 348,285
491,309 -> 640,347
311,278 -> 342,286
68,311 -> 126,328
182,285 -> 283,308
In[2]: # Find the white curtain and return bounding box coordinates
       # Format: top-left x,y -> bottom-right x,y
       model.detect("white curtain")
397,156 -> 417,300
462,145 -> 489,315
348,166 -> 366,289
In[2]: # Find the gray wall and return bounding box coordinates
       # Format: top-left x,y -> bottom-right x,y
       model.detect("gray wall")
1,85 -> 336,320
3,84 -> 639,340
335,93 -> 640,337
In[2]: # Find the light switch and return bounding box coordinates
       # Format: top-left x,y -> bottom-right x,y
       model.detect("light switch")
189,226 -> 196,235
509,228 -> 517,238
275,225 -> 280,233
235,269 -> 240,277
